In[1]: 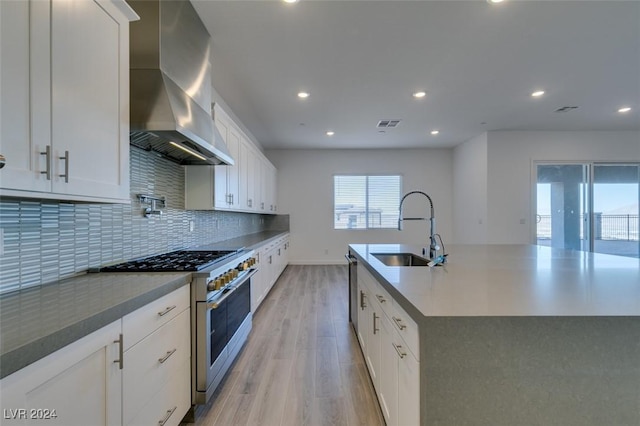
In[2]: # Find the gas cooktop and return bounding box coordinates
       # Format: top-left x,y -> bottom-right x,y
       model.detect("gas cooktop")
100,250 -> 240,272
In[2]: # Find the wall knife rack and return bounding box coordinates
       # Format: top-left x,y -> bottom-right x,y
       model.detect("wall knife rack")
137,194 -> 166,218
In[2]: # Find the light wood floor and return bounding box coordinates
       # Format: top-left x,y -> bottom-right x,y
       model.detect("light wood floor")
190,265 -> 385,426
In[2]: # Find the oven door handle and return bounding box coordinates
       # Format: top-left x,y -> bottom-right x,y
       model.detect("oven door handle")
207,269 -> 257,310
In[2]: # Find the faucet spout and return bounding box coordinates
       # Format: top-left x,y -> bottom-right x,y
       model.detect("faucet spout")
398,191 -> 438,260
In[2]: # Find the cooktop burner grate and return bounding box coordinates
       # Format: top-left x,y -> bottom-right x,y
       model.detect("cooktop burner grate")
101,250 -> 239,272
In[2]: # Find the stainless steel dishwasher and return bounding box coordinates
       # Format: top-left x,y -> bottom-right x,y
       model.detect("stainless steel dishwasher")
345,250 -> 358,331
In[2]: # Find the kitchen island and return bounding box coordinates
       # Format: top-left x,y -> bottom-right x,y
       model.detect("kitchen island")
349,243 -> 640,426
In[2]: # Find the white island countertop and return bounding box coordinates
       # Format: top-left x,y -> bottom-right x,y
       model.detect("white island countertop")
349,244 -> 640,317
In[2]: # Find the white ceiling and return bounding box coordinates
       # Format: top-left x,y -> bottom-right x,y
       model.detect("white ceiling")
191,0 -> 640,150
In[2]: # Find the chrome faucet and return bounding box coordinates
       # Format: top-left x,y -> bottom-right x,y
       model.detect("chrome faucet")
398,191 -> 438,260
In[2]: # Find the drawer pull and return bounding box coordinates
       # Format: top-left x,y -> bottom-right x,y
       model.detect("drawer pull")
158,406 -> 177,426
158,305 -> 177,317
158,348 -> 177,364
376,294 -> 386,303
392,342 -> 407,359
372,312 -> 379,334
360,291 -> 367,309
392,316 -> 407,330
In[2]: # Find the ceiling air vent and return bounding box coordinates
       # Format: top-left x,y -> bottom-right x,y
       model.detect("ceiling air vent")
377,119 -> 401,128
554,106 -> 579,113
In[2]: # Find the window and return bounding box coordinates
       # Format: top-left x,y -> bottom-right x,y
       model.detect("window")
334,175 -> 402,229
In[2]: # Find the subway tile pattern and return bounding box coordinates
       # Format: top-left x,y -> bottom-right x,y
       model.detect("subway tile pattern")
0,147 -> 284,294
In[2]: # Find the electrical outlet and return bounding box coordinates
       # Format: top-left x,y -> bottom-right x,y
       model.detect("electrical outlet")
519,218 -> 526,225
324,249 -> 329,255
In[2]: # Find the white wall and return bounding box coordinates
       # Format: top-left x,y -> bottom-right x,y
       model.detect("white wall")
266,149 -> 453,264
485,130 -> 640,244
453,133 -> 488,244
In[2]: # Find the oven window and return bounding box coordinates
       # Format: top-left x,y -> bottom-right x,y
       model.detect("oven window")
209,302 -> 227,365
227,279 -> 251,339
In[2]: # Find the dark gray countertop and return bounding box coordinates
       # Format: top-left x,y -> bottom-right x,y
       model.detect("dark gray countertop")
0,231 -> 289,379
191,231 -> 288,251
0,272 -> 191,379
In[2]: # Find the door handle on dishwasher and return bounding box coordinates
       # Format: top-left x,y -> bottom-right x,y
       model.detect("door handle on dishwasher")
344,254 -> 357,265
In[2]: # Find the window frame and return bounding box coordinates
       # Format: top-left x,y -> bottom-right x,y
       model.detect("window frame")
333,173 -> 403,230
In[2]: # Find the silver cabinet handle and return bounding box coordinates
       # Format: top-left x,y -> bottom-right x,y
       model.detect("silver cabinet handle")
392,316 -> 407,330
158,406 -> 177,426
158,348 -> 177,364
360,291 -> 367,309
261,202 -> 264,209
40,146 -> 51,180
344,254 -> 357,265
392,342 -> 407,359
373,312 -> 379,334
113,333 -> 123,369
157,305 -> 176,317
0,153 -> 5,169
59,150 -> 69,183
376,294 -> 386,304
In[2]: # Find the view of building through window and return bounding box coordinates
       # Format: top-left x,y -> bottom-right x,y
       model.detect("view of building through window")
334,175 -> 402,229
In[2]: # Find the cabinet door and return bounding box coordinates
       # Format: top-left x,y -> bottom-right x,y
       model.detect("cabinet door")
226,127 -> 241,208
0,0 -> 51,193
50,0 -> 129,200
213,116 -> 230,209
0,321 -> 122,426
238,139 -> 252,211
366,302 -> 381,392
246,146 -> 258,211
398,345 -> 420,426
378,314 -> 398,426
356,280 -> 369,358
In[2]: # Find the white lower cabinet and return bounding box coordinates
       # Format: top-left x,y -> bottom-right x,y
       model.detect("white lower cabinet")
0,286 -> 191,426
122,286 -> 191,426
251,234 -> 290,312
0,321 -> 122,426
356,264 -> 420,426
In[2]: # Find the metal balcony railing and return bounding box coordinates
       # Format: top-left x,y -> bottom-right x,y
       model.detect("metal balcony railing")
536,214 -> 639,241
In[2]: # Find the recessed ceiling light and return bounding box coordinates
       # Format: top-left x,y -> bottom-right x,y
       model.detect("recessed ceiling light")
531,90 -> 545,97
430,130 -> 440,135
297,92 -> 310,99
487,0 -> 505,4
326,131 -> 335,136
283,0 -> 299,3
618,107 -> 632,113
413,91 -> 426,99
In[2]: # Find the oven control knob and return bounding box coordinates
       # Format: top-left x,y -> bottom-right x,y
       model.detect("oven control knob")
231,269 -> 238,278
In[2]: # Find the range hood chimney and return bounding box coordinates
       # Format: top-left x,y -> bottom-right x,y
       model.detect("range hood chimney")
127,0 -> 233,166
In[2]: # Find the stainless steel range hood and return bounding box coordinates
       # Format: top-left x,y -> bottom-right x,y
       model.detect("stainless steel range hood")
128,0 -> 233,166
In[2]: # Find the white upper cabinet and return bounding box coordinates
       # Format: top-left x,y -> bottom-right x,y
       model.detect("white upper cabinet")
185,104 -> 278,214
0,0 -> 137,203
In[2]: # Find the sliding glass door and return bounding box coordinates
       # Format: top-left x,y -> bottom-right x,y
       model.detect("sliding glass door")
536,163 -> 640,258
592,164 -> 639,257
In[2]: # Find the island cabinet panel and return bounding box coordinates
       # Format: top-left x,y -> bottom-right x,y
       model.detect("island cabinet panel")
350,243 -> 640,426
0,0 -> 134,203
356,263 -> 420,425
0,320 -> 123,426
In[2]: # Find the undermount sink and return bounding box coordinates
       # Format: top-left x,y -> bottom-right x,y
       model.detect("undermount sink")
372,252 -> 430,267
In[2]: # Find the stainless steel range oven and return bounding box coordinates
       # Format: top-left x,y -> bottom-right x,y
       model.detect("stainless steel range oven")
190,250 -> 256,404
101,248 -> 257,405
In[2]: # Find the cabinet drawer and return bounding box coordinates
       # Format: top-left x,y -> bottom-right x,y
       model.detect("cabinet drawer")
125,357 -> 191,426
123,285 -> 189,350
390,301 -> 419,360
123,308 -> 190,425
